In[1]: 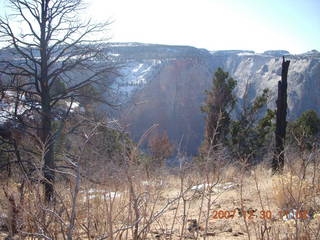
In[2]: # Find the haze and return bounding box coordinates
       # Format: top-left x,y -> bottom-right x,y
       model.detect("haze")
1,0 -> 319,54
84,0 -> 319,54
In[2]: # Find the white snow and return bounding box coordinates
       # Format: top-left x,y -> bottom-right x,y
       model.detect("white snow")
0,91 -> 31,124
115,59 -> 163,99
191,183 -> 213,191
215,182 -> 239,190
107,42 -> 147,47
132,63 -> 144,73
191,182 -> 238,193
81,189 -> 121,201
108,53 -> 120,57
141,180 -> 163,186
64,100 -> 80,112
0,91 -> 83,125
237,52 -> 255,56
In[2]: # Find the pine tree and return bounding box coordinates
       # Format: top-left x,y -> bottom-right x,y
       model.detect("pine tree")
289,110 -> 320,151
200,68 -> 236,154
229,89 -> 275,162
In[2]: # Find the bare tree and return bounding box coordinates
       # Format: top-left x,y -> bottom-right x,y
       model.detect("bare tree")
0,0 -> 115,201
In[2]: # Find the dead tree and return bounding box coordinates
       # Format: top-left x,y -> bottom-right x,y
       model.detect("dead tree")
272,56 -> 290,173
0,0 -> 114,202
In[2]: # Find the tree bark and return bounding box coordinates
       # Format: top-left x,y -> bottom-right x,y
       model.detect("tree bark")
40,0 -> 55,202
0,0 -> 114,202
41,97 -> 55,202
272,56 -> 290,174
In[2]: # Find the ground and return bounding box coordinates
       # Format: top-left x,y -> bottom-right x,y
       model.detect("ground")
0,158 -> 320,240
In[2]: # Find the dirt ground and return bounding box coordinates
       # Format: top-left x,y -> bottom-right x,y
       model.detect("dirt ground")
1,161 -> 320,240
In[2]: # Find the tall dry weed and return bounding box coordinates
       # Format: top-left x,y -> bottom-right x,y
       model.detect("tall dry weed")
272,172 -> 314,210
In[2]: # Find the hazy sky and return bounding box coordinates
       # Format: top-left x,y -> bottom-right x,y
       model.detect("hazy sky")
83,0 -> 319,54
1,0 -> 319,54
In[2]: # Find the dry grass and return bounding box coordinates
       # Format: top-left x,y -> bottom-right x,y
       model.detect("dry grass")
1,150 -> 320,240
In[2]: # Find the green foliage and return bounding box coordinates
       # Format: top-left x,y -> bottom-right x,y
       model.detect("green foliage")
252,89 -> 270,114
51,112 -> 134,166
52,120 -> 69,160
50,79 -> 67,96
96,125 -> 132,160
75,84 -> 107,117
199,69 -> 274,163
258,109 -> 275,130
201,68 -> 237,114
229,89 -> 274,162
200,68 -> 237,153
288,110 -> 320,150
77,84 -> 105,106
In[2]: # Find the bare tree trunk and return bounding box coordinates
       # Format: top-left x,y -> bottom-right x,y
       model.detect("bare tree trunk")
40,0 -> 55,202
272,56 -> 290,174
41,101 -> 55,202
0,0 -> 114,202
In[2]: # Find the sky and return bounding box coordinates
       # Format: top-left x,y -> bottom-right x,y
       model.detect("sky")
1,0 -> 319,54
83,0 -> 319,54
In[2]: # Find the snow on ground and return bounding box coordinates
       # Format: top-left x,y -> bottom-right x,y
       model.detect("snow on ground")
191,182 -> 239,193
141,180 -> 163,186
80,189 -> 121,201
0,91 -> 30,124
64,100 -> 83,113
0,91 -> 83,125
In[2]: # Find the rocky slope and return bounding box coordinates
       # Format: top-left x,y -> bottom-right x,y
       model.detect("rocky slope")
2,43 -> 318,154
108,43 -> 320,154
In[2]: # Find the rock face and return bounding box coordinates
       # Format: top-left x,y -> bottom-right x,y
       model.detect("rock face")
109,43 -> 320,154
120,57 -> 213,153
109,43 -> 216,153
218,53 -> 320,120
2,43 -> 318,154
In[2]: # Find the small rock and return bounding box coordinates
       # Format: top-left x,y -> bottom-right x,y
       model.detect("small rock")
201,232 -> 215,236
187,219 -> 202,233
0,214 -> 8,232
233,232 -> 244,236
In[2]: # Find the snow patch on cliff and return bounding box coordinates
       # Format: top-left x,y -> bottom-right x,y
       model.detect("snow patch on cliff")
115,59 -> 163,100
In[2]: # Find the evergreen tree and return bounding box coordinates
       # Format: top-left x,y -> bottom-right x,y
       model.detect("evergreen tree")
200,68 -> 236,154
289,110 -> 320,150
229,89 -> 275,162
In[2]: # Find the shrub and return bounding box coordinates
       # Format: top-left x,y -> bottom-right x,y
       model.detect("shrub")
272,173 -> 314,210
